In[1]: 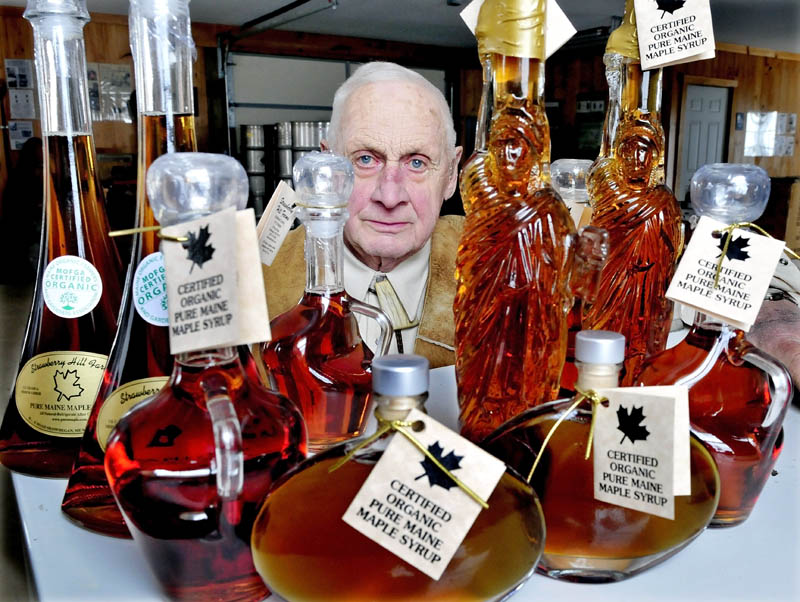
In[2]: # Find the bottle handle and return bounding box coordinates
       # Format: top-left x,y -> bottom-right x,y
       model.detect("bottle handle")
205,392 -> 244,500
350,298 -> 393,357
742,346 -> 793,428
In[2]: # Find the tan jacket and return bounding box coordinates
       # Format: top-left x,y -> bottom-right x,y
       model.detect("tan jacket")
261,215 -> 463,368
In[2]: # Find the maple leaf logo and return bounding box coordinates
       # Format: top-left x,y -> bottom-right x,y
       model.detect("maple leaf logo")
147,424 -> 182,447
716,232 -> 751,262
53,369 -> 84,402
182,225 -> 215,273
656,0 -> 686,18
415,441 -> 463,490
617,405 -> 650,444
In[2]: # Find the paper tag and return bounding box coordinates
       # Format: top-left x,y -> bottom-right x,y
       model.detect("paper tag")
256,181 -> 297,266
235,209 -> 271,345
593,387 -> 690,519
634,0 -> 715,70
341,408 -> 506,580
162,208 -> 240,354
666,216 -> 786,331
460,0 -> 577,59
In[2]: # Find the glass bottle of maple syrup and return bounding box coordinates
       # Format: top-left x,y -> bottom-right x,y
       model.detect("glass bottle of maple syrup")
583,0 -> 683,386
104,153 -> 307,602
483,330 -> 720,581
261,151 -> 392,451
455,0 -> 579,442
0,0 -> 124,477
61,0 -> 198,537
251,354 -> 545,601
636,163 -> 791,527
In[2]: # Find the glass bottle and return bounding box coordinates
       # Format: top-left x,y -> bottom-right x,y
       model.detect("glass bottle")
251,354 -> 546,601
583,0 -> 683,385
104,153 -> 307,602
61,0 -> 198,538
483,330 -> 720,582
261,151 -> 392,452
636,163 -> 792,526
0,0 -> 124,477
455,0 -> 578,442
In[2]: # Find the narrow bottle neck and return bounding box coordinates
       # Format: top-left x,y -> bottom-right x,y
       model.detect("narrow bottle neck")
303,209 -> 346,294
575,362 -> 622,390
374,393 -> 428,422
29,15 -> 92,135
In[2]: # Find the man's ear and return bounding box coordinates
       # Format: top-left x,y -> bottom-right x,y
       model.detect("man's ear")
444,146 -> 464,199
320,139 -> 329,151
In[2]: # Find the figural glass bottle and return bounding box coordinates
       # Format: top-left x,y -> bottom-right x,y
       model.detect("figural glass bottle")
104,153 -> 307,602
0,0 -> 124,477
261,151 -> 391,452
251,354 -> 546,601
636,163 -> 792,526
455,0 -> 578,442
61,0 -> 198,537
483,330 -> 720,582
583,0 -> 683,385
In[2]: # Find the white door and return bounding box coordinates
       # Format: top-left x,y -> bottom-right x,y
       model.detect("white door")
677,84 -> 730,202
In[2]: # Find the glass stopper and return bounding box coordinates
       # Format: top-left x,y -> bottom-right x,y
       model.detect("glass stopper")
690,163 -> 770,225
551,159 -> 593,203
293,150 -> 354,209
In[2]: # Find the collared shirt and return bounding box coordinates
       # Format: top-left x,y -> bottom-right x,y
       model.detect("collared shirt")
343,240 -> 431,355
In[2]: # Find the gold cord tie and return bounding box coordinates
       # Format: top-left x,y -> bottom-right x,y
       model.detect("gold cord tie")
329,411 -> 489,509
713,222 -> 800,289
109,224 -> 189,243
526,387 -> 607,483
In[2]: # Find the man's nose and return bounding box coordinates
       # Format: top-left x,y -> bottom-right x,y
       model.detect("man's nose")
371,162 -> 408,208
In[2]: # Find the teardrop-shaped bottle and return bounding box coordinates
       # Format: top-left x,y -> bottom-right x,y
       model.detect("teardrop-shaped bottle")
483,330 -> 720,581
251,354 -> 545,601
0,0 -> 124,477
261,151 -> 392,452
636,163 -> 792,526
583,0 -> 683,385
105,153 -> 307,602
61,0 -> 198,537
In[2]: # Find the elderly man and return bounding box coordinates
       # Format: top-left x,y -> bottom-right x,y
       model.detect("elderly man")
262,62 -> 463,368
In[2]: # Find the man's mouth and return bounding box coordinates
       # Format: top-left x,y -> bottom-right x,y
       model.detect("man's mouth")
365,220 -> 410,233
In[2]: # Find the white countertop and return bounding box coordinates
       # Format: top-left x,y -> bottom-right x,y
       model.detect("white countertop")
11,363 -> 800,602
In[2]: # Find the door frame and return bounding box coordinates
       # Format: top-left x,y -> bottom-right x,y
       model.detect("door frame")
670,74 -> 738,196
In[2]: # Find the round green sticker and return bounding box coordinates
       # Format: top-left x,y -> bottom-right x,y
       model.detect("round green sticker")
133,252 -> 169,326
42,255 -> 103,319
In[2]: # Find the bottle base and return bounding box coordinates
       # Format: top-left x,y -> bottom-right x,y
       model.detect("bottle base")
61,503 -> 131,538
709,511 -> 751,528
0,450 -> 74,478
161,575 -> 269,602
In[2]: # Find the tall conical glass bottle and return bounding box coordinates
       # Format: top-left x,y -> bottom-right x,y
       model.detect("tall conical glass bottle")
637,163 -> 792,527
61,0 -> 198,537
261,151 -> 392,452
455,0 -> 577,442
583,0 -> 683,385
0,0 -> 124,477
105,152 -> 307,602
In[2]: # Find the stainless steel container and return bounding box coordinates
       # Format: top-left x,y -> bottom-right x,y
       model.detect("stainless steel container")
276,121 -> 292,148
292,121 -> 316,149
315,121 -> 329,146
293,150 -> 311,164
245,149 -> 265,173
278,149 -> 293,178
248,174 -> 266,196
241,124 -> 265,148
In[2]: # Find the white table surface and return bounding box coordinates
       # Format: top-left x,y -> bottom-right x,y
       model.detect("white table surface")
11,362 -> 800,602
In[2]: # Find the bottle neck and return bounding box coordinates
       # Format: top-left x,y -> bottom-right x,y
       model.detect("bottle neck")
302,207 -> 347,294
29,15 -> 92,135
173,347 -> 245,407
575,361 -> 622,390
374,392 -> 428,422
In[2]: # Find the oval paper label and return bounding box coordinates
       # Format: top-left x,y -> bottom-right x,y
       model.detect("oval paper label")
97,376 -> 169,451
15,351 -> 107,438
42,255 -> 103,318
133,252 -> 169,326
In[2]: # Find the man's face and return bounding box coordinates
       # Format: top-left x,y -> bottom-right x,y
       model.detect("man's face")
334,81 -> 461,271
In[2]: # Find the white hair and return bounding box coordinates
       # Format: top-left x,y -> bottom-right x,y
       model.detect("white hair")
326,61 -> 457,160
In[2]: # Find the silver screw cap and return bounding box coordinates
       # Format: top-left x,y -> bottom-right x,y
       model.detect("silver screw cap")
575,330 -> 625,364
373,354 -> 429,396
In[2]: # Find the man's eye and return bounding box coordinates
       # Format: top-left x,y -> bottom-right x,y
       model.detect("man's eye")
355,155 -> 376,167
407,158 -> 427,171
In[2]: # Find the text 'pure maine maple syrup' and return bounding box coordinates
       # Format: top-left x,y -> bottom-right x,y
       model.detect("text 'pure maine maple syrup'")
483,331 -> 720,582
0,0 -> 124,479
251,354 -> 545,602
455,0 -> 576,444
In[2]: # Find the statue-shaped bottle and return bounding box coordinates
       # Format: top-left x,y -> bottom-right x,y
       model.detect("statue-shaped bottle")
62,0 -> 198,537
251,354 -> 546,601
455,0 -> 579,442
104,153 -> 307,602
484,330 -> 720,581
261,151 -> 391,452
583,0 -> 683,385
636,163 -> 792,526
0,0 -> 124,477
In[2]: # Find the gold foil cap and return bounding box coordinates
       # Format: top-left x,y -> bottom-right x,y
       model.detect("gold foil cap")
476,0 -> 546,60
606,0 -> 640,60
